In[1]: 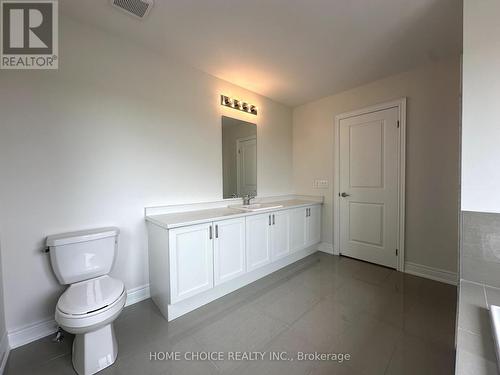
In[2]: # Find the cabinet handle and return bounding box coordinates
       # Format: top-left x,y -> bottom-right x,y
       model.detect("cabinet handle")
272,214 -> 275,225
269,215 -> 271,226
215,224 -> 219,238
209,225 -> 213,240
305,208 -> 308,217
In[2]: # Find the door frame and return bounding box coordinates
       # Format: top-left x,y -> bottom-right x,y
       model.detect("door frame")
333,98 -> 406,271
236,135 -> 257,196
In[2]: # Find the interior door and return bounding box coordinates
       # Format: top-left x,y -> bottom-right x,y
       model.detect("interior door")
271,211 -> 290,260
213,217 -> 246,285
246,213 -> 271,271
168,223 -> 214,303
339,107 -> 399,268
237,136 -> 257,196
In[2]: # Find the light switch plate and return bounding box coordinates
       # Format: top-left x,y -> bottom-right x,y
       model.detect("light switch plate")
313,179 -> 329,189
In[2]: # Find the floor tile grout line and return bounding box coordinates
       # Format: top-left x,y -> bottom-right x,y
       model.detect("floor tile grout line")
5,253 -> 457,375
382,333 -> 402,375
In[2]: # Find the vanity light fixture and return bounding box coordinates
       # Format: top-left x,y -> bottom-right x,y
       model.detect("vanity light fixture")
221,95 -> 257,115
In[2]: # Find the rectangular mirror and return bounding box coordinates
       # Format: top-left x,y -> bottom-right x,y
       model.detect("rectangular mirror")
222,116 -> 257,199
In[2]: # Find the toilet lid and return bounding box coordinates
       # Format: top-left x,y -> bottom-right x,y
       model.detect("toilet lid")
57,275 -> 125,315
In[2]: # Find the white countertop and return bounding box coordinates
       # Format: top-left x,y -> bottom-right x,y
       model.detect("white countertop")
146,199 -> 322,229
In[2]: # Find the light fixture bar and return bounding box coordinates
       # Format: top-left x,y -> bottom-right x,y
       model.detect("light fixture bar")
220,95 -> 257,115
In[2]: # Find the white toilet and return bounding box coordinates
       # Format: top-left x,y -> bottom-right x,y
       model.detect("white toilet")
46,227 -> 126,375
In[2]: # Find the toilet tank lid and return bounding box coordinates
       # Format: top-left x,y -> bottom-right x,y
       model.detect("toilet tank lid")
46,227 -> 119,247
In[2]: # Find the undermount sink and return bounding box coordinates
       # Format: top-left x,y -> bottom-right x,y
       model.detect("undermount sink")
229,203 -> 283,212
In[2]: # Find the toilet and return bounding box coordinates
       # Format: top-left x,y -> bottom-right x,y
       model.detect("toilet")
46,227 -> 126,375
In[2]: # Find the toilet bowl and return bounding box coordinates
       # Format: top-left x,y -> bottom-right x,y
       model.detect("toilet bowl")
47,228 -> 125,375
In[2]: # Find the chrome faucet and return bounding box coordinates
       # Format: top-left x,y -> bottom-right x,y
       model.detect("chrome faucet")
242,194 -> 255,206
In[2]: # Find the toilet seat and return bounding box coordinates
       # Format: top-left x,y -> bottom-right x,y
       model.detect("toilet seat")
56,289 -> 126,335
55,276 -> 126,335
57,275 -> 124,315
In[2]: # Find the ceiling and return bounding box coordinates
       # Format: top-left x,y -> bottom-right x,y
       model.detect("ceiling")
61,0 -> 462,106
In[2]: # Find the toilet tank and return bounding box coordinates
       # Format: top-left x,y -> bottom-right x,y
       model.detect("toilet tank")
46,227 -> 119,285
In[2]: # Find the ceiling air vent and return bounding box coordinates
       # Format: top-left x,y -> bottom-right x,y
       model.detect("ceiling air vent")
111,0 -> 154,19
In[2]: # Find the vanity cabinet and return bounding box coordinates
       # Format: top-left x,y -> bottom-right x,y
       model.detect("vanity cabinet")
148,202 -> 322,321
214,217 -> 246,285
290,206 -> 321,251
169,217 -> 247,303
270,210 -> 290,260
246,210 -> 291,271
290,207 -> 308,252
169,223 -> 214,304
306,205 -> 321,246
245,213 -> 272,271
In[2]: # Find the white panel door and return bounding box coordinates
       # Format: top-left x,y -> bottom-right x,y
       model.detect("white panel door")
169,223 -> 214,303
271,211 -> 290,260
213,217 -> 246,285
290,207 -> 307,252
306,205 -> 321,246
237,136 -> 257,196
339,107 -> 399,268
246,213 -> 272,271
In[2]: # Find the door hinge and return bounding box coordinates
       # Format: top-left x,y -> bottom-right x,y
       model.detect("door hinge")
397,120 -> 400,128
395,248 -> 399,256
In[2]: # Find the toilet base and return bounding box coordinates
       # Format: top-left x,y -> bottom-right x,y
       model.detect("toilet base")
72,323 -> 118,375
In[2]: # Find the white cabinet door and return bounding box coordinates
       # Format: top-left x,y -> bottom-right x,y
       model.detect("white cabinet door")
306,205 -> 321,246
169,223 -> 214,303
246,213 -> 272,271
271,210 -> 290,260
214,217 -> 246,285
290,207 -> 308,252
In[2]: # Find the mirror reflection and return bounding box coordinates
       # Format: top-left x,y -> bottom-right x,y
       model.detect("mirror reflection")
222,116 -> 257,199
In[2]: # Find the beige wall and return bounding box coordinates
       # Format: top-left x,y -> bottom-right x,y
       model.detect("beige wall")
462,0 -> 500,213
0,240 -> 6,364
0,17 -> 293,334
459,0 -> 500,288
293,58 -> 460,272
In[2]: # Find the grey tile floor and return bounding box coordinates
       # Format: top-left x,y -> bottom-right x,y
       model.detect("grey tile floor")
6,253 -> 457,375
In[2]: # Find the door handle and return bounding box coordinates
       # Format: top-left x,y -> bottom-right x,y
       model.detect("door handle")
209,225 -> 213,240
269,215 -> 271,226
215,225 -> 218,238
340,192 -> 350,198
272,214 -> 275,225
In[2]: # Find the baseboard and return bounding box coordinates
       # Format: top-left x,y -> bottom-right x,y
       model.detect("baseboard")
318,242 -> 334,255
7,284 -> 151,350
125,284 -> 150,307
0,332 -> 10,374
8,318 -> 58,349
405,261 -> 457,285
